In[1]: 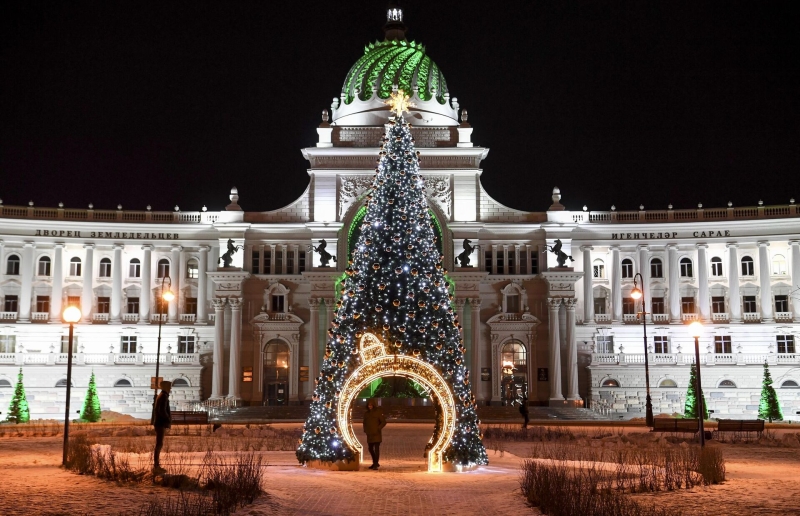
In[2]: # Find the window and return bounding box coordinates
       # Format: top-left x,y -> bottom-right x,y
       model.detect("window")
654,336 -> 669,354
185,297 -> 197,315
601,378 -> 620,387
97,297 -> 110,314
264,249 -> 272,273
681,297 -> 695,314
775,295 -> 789,313
172,377 -> 190,387
36,296 -> 50,313
186,259 -> 199,279
127,297 -> 139,314
178,336 -> 196,354
55,379 -> 71,387
777,335 -> 795,354
680,257 -> 693,277
593,259 -> 605,278
272,295 -> 285,313
519,251 -> 527,274
711,296 -> 725,314
484,250 -> 493,273
711,257 -> 723,276
596,336 -> 614,353
743,296 -> 757,313
622,298 -> 636,315
650,258 -> 663,278
781,380 -> 799,388
38,256 -> 51,276
0,336 -> 16,353
659,379 -> 677,388
508,252 -> 515,274
506,294 -> 520,314
741,256 -> 754,276
4,295 -> 18,312
651,297 -> 665,314
67,296 -> 80,308
99,257 -> 111,277
299,251 -> 306,272
114,379 -> 132,387
69,257 -> 82,276
275,250 -> 283,273
5,255 -> 20,275
530,251 -> 539,274
714,336 -> 732,354
120,336 -> 137,354
129,258 -> 141,278
0,379 -> 11,388
496,251 -> 504,273
60,335 -> 78,353
287,251 -> 295,274
621,259 -> 634,278
501,341 -> 527,372
594,297 -> 606,315
772,254 -> 787,275
718,379 -> 736,388
251,250 -> 260,274
157,259 -> 170,278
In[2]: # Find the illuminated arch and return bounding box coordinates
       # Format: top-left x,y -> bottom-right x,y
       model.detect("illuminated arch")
338,332 -> 456,472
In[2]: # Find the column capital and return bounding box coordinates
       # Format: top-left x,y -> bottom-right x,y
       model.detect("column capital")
23,241 -> 36,248
563,298 -> 578,309
609,245 -> 620,251
270,244 -> 277,249
198,245 -> 210,253
666,243 -> 679,251
636,244 -> 649,252
228,297 -> 242,310
171,244 -> 183,252
112,243 -> 124,250
211,297 -> 227,309
141,244 -> 153,251
468,298 -> 482,308
789,240 -> 800,246
454,298 -> 467,308
757,241 -> 770,248
580,245 -> 593,252
308,297 -> 322,309
83,243 -> 95,250
54,242 -> 65,249
726,242 -> 739,249
695,243 -> 708,250
547,297 -> 563,309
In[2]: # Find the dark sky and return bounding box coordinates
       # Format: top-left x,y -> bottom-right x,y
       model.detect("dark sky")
2,1 -> 799,213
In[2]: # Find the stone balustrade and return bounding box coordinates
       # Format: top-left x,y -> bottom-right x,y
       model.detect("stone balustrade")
0,351 -> 200,366
591,351 -> 799,366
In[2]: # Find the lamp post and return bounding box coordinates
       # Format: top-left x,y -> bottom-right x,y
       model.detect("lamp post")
152,276 -> 174,413
62,305 -> 82,466
689,321 -> 706,447
630,274 -> 653,427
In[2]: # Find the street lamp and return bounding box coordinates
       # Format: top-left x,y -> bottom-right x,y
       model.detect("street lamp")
630,274 -> 653,427
688,321 -> 706,447
152,276 -> 174,416
62,305 -> 82,466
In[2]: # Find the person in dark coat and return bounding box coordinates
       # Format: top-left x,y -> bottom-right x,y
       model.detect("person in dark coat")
362,398 -> 386,470
519,391 -> 530,429
152,380 -> 172,473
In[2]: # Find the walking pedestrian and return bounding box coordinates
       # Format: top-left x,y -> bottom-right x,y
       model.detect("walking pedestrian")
152,380 -> 172,474
363,398 -> 386,470
519,391 -> 529,428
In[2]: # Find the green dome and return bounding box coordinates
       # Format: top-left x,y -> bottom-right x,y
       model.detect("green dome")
342,40 -> 449,105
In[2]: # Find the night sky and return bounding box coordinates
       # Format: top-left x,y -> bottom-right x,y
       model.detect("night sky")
2,1 -> 799,213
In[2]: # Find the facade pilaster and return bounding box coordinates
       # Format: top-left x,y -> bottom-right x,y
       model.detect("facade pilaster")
282,245 -> 288,274
270,244 -> 277,274
211,297 -> 227,398
667,244 -> 681,323
309,298 -> 321,390
49,243 -> 64,321
514,245 -> 521,275
581,246 -> 594,323
110,244 -> 123,323
18,242 -> 35,323
758,241 -> 774,322
196,246 -> 209,324
610,246 -> 622,322
727,243 -> 742,323
697,244 -> 710,322
139,245 -> 152,323
469,298 -> 481,394
168,245 -> 182,323
564,298 -> 580,401
547,297 -> 563,401
292,245 -> 299,275
228,296 -> 242,400
502,245 -> 509,275
81,244 -> 94,322
491,244 -> 498,275
637,245 -> 651,321
258,244 -> 265,275
791,241 -> 800,322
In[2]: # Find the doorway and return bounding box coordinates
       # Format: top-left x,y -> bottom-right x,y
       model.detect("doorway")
263,340 -> 289,406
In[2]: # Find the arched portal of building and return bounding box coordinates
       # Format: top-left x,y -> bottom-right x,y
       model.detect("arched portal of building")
263,340 -> 290,406
337,333 -> 456,472
500,340 -> 528,405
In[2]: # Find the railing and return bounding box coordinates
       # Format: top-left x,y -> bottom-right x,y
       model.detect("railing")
592,352 -> 798,366
116,353 -> 137,364
576,202 -> 798,224
32,312 -> 49,322
122,313 -> 140,323
712,313 -> 729,322
777,354 -> 800,364
622,314 -> 639,323
652,313 -> 670,323
711,353 -> 735,365
681,313 -> 698,322
9,351 -> 201,366
0,312 -> 17,321
151,314 -> 168,323
775,312 -> 793,322
0,353 -> 16,363
208,313 -> 216,323
0,204 -> 223,224
92,313 -> 109,322
594,314 -> 611,323
743,312 -> 761,322
23,354 -> 48,364
179,314 -> 197,323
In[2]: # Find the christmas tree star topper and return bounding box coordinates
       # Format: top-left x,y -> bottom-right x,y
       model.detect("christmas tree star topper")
385,89 -> 415,116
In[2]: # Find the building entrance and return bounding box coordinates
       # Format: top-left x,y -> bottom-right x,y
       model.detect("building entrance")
263,340 -> 289,406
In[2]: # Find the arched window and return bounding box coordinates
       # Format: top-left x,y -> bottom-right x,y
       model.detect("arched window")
186,259 -> 199,279
263,341 -> 290,406
621,258 -> 634,278
157,258 -> 170,278
741,256 -> 754,276
601,378 -> 620,387
680,257 -> 693,277
114,379 -> 132,387
6,254 -> 20,275
172,378 -> 190,387
69,257 -> 82,276
593,259 -> 605,279
659,379 -> 678,388
710,257 -> 723,277
501,341 -> 527,376
650,258 -> 663,278
99,257 -> 112,277
129,258 -> 141,278
55,379 -> 72,387
0,378 -> 11,388
38,256 -> 52,276
781,380 -> 799,388
718,379 -> 737,388
772,254 -> 787,275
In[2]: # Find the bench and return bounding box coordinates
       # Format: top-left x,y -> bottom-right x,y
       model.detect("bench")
714,419 -> 764,441
652,418 -> 699,434
171,411 -> 210,425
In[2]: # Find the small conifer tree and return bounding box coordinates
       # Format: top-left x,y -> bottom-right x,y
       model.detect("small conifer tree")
758,361 -> 783,422
684,364 -> 709,420
80,371 -> 102,422
6,368 -> 30,424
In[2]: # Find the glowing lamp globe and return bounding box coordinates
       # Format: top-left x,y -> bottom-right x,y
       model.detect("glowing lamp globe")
162,290 -> 175,302
63,306 -> 81,323
688,321 -> 703,338
630,287 -> 642,300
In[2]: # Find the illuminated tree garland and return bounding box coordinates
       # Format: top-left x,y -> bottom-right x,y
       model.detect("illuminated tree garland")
5,368 -> 30,424
758,361 -> 783,422
80,371 -> 102,423
296,92 -> 488,467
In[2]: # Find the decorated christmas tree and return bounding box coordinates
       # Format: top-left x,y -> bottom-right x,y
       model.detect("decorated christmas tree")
5,368 -> 30,424
683,364 -> 709,420
296,90 -> 488,467
758,361 -> 782,422
80,371 -> 102,422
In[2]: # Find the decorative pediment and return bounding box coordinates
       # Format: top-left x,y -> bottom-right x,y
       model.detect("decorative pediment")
250,311 -> 304,333
486,312 -> 540,332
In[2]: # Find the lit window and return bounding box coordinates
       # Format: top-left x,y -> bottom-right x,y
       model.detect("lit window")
621,259 -> 634,278
69,257 -> 82,276
6,255 -> 20,275
38,256 -> 51,276
650,258 -> 663,278
741,256 -> 754,276
99,257 -> 111,277
659,378 -> 677,387
680,257 -> 693,277
186,259 -> 199,279
601,378 -> 620,387
129,258 -> 141,278
710,257 -> 723,276
593,259 -> 605,278
157,258 -> 170,278
772,254 -> 787,275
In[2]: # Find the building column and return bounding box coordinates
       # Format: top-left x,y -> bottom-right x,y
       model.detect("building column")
228,296 -> 242,400
18,242 -> 35,323
581,246 -> 594,323
564,298 -> 580,401
211,297 -> 226,398
270,245 -> 277,275
697,244 -> 710,322
196,246 -> 209,324
611,246 -> 622,322
791,241 -> 800,322
547,298 -> 563,401
49,243 -> 64,321
637,245 -> 651,321
293,245 -> 299,275
503,245 -> 509,275
168,245 -> 182,323
758,241 -> 774,323
514,245 -> 521,275
727,243 -> 742,323
470,298 -> 481,396
491,245 -> 498,275
258,245 -> 265,275
81,244 -> 94,322
139,245 -> 152,324
281,245 -> 288,274
667,244 -> 681,323
309,298 -> 321,394
110,244 -> 123,323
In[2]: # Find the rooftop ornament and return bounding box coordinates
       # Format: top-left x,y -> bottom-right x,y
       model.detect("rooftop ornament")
385,89 -> 415,117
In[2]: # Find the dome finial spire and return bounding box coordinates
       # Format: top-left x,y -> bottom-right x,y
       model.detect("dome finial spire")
383,2 -> 407,41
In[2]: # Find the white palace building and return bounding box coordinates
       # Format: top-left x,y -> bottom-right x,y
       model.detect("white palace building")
2,8 -> 799,421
